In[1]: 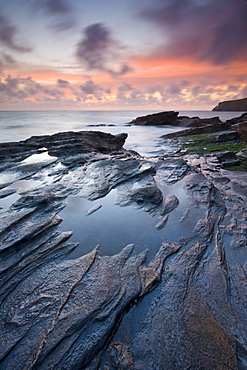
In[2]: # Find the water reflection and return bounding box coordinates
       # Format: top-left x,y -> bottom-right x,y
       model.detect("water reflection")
0,192 -> 19,210
59,179 -> 199,262
21,150 -> 55,165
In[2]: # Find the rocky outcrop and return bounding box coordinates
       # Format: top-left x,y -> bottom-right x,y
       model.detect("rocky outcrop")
130,111 -> 179,126
212,97 -> 247,111
226,113 -> 247,142
0,131 -> 128,171
0,127 -> 247,369
129,110 -> 224,128
177,115 -> 222,127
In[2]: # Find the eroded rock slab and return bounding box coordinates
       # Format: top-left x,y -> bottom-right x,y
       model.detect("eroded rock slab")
0,127 -> 247,369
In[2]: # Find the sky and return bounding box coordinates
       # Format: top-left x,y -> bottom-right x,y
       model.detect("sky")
0,0 -> 247,110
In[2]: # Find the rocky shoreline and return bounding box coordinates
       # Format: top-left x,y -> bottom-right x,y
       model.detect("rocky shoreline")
0,113 -> 247,369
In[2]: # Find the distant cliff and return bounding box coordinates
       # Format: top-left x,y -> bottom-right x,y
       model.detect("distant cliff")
212,97 -> 247,111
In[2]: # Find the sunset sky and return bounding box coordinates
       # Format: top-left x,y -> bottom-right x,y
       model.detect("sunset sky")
0,0 -> 247,110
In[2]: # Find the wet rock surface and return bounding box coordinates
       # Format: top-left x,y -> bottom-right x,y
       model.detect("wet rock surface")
0,126 -> 247,369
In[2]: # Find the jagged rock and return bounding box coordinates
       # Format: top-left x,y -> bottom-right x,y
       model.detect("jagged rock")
130,111 -> 179,126
212,97 -> 247,111
161,121 -> 232,139
215,151 -> 240,168
0,131 -> 128,171
75,157 -> 155,200
155,214 -> 169,230
177,115 -> 222,127
155,158 -> 188,184
0,127 -> 247,369
215,130 -> 240,142
231,122 -> 247,143
129,243 -> 239,369
161,194 -> 179,215
130,186 -> 163,206
0,243 -> 179,370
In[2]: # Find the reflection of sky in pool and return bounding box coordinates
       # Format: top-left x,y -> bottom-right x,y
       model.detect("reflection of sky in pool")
59,180 -> 201,262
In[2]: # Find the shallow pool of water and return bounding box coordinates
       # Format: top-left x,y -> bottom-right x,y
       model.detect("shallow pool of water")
59,178 -> 201,262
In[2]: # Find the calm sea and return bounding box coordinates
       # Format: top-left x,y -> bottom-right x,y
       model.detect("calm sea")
0,110 -> 244,156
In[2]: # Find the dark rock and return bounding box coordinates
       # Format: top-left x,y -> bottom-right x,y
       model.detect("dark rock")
129,243 -> 239,369
177,115 -> 222,127
215,130 -> 240,142
225,112 -> 247,125
1,128 -> 247,369
231,121 -> 247,142
212,97 -> 247,111
130,186 -> 163,205
130,111 -> 179,126
0,243 -> 179,370
215,151 -> 240,168
161,121 -> 232,139
0,131 -> 128,170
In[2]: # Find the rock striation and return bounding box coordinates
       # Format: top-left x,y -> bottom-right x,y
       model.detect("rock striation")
212,97 -> 247,111
0,123 -> 247,369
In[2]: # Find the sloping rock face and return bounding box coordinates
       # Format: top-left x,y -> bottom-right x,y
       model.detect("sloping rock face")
0,128 -> 247,369
130,111 -> 179,125
227,113 -> 247,142
212,97 -> 247,111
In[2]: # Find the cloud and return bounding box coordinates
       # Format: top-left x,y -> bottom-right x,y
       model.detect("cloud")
108,63 -> 133,78
0,53 -> 16,72
167,80 -> 190,95
76,23 -> 132,77
74,79 -> 111,101
57,78 -> 70,88
117,82 -> 133,98
140,0 -> 247,65
0,75 -> 64,102
76,23 -> 116,70
0,7 -> 32,52
32,0 -> 75,31
80,80 -> 101,95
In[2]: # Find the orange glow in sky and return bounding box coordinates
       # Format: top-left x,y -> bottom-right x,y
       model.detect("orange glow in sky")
0,0 -> 246,110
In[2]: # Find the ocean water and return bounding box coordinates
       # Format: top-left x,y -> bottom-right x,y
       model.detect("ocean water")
0,109 -> 244,157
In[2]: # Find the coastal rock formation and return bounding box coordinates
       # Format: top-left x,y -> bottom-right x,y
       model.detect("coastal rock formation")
129,110 -> 223,128
130,111 -> 179,126
212,97 -> 247,111
226,113 -> 247,142
0,120 -> 247,369
177,115 -> 222,127
0,131 -> 128,171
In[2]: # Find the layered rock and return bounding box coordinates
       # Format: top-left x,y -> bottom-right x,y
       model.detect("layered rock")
0,127 -> 247,369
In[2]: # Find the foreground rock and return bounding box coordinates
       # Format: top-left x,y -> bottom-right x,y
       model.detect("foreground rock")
0,127 -> 247,369
0,131 -> 128,171
212,97 -> 247,111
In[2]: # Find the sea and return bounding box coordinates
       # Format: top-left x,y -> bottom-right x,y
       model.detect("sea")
0,110 -> 244,157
